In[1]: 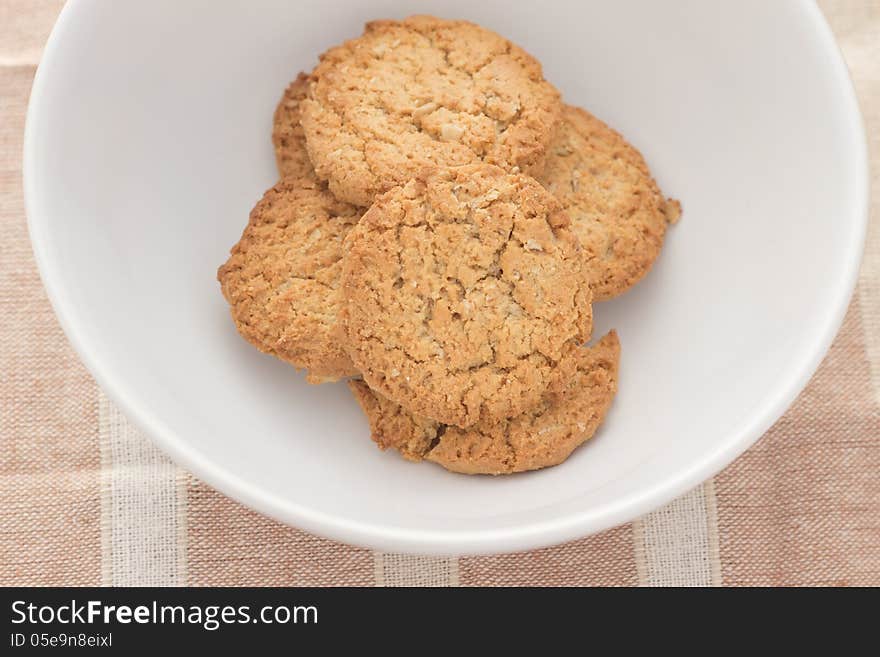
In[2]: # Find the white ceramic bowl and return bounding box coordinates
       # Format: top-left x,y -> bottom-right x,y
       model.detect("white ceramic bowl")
25,0 -> 867,554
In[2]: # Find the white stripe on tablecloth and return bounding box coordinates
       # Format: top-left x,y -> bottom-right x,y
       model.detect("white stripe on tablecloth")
374,552 -> 460,587
633,480 -> 722,586
859,244 -> 880,405
855,102 -> 880,403
98,392 -> 186,586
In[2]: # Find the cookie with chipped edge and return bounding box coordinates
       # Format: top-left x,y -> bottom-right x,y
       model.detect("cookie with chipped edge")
301,15 -> 563,206
340,164 -> 592,428
218,177 -> 361,383
349,330 -> 620,474
538,104 -> 681,301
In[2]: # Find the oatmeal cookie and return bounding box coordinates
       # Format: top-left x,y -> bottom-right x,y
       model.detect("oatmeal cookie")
539,105 -> 681,300
272,72 -> 317,180
349,331 -> 619,474
218,177 -> 360,383
340,164 -> 592,427
301,15 -> 562,206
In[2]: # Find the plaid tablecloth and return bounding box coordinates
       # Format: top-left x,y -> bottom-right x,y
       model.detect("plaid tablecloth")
2,0 -> 878,587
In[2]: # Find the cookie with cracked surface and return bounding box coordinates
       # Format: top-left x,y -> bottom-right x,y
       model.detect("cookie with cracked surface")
349,331 -> 619,474
272,72 -> 318,180
218,177 -> 361,383
301,15 -> 563,206
538,105 -> 681,301
340,164 -> 593,428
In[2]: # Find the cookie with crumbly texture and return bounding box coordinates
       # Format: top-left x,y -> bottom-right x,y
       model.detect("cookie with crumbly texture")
350,331 -> 619,474
301,15 -> 563,206
340,164 -> 592,428
218,178 -> 360,383
272,72 -> 317,180
538,105 -> 681,301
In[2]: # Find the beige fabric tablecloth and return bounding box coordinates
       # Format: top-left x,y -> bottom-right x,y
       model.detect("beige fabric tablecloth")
2,0 -> 878,586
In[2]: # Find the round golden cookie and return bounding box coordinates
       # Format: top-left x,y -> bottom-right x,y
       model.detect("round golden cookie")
218,178 -> 361,383
301,15 -> 563,206
272,72 -> 317,180
538,105 -> 681,301
340,164 -> 593,428
349,331 -> 620,475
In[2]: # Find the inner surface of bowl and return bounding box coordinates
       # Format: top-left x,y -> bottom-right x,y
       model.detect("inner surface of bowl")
26,0 -> 866,553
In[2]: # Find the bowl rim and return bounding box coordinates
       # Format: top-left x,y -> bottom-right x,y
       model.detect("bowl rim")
23,0 -> 870,555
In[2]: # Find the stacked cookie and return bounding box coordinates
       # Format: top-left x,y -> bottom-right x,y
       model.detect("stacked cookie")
218,16 -> 680,475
